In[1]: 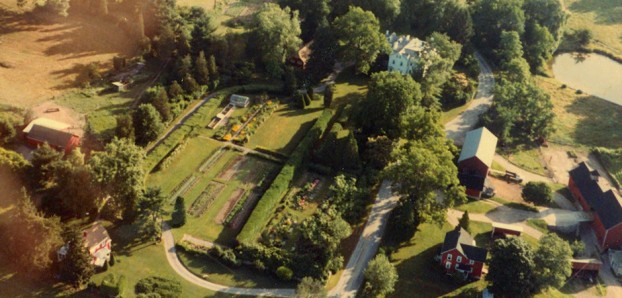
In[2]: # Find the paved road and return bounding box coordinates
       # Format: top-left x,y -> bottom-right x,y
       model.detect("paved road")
161,223 -> 296,297
328,180 -> 400,298
445,52 -> 495,145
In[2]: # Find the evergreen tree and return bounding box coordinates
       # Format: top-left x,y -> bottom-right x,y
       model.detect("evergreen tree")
299,94 -> 307,109
175,55 -> 193,82
59,227 -> 94,287
458,211 -> 470,232
304,93 -> 312,106
208,54 -> 219,88
168,80 -> 184,101
0,116 -> 16,145
182,74 -> 200,95
194,51 -> 210,85
171,196 -> 186,227
109,252 -> 116,266
152,87 -> 171,122
283,66 -> 298,96
323,85 -> 334,108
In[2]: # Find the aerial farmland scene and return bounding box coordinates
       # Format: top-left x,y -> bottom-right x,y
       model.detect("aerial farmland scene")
1,0 -> 622,297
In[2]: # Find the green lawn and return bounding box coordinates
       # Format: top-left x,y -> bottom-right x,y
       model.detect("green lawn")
455,200 -> 497,214
503,146 -> 548,176
332,67 -> 369,108
594,148 -> 622,187
537,75 -> 622,149
490,196 -> 539,212
246,100 -> 324,155
147,137 -> 222,195
440,102 -> 471,125
491,161 -> 505,172
527,219 -> 549,234
561,0 -> 622,60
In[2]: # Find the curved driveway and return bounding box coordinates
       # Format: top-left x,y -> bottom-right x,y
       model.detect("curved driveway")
160,53 -> 499,297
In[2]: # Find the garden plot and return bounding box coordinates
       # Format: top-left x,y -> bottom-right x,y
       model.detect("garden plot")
215,188 -> 246,224
188,182 -> 226,217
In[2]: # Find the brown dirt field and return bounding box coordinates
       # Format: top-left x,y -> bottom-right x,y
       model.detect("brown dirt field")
217,156 -> 245,181
488,176 -> 524,203
0,6 -> 138,107
214,188 -> 245,224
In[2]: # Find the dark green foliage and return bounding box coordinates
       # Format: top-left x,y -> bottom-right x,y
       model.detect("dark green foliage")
168,80 -> 184,101
153,88 -> 172,122
100,274 -> 126,298
52,150 -> 98,218
488,237 -> 536,296
296,277 -> 327,298
175,55 -> 193,82
277,0 -> 330,41
314,123 -> 361,172
363,254 -> 398,298
133,104 -> 164,146
112,56 -> 127,71
171,196 -> 186,227
523,23 -> 556,71
534,233 -> 572,289
238,109 -> 334,243
155,24 -> 176,61
358,71 -> 422,139
115,114 -> 135,141
306,24 -> 338,84
102,261 -> 108,271
137,187 -> 165,241
575,29 -> 593,47
496,31 -> 524,65
182,74 -> 200,95
207,54 -> 219,88
304,93 -> 312,106
298,94 -> 307,109
418,32 -> 462,105
135,276 -> 182,298
194,51 -> 210,85
333,6 -> 389,74
363,135 -> 394,170
283,66 -> 298,96
472,0 -> 526,57
328,175 -> 367,224
109,253 -> 115,266
522,181 -> 553,205
440,72 -> 474,110
571,240 -> 585,257
397,0 -> 473,44
59,228 -> 95,288
276,266 -> 294,281
523,0 -> 566,42
323,85 -> 334,108
30,143 -> 62,188
458,211 -> 470,232
254,3 -> 302,77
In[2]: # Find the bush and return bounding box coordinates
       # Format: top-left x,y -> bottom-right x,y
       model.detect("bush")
522,182 -> 553,206
237,109 -> 334,243
135,276 -> 182,298
171,196 -> 186,227
100,273 -> 126,297
276,266 -> 293,281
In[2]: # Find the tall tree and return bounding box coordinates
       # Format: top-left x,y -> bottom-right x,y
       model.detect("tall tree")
59,227 -> 95,287
133,104 -> 164,146
154,24 -> 176,61
52,149 -> 98,218
359,0 -> 401,28
89,138 -> 145,220
171,196 -> 186,227
458,211 -> 470,232
523,23 -> 556,71
182,73 -> 200,95
363,254 -> 398,298
278,0 -> 330,41
175,55 -> 193,82
523,0 -> 566,42
358,71 -> 422,139
168,80 -> 184,101
115,114 -> 135,141
194,51 -> 210,86
0,193 -> 63,274
254,3 -> 302,77
496,31 -> 524,65
207,54 -> 219,87
472,0 -> 526,58
534,233 -> 572,290
333,6 -> 389,74
137,187 -> 164,241
487,237 -> 536,297
306,24 -> 338,84
0,116 -> 15,145
152,87 -> 171,122
30,143 -> 62,188
418,32 -> 462,105
296,277 -> 327,298
385,136 -> 466,223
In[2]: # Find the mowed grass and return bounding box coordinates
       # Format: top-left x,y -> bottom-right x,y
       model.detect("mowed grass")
504,146 -> 548,176
332,67 -> 369,107
563,0 -> 622,60
537,75 -> 622,148
455,200 -> 497,214
246,100 -> 324,155
594,148 -> 622,186
147,137 -> 222,195
177,0 -> 217,10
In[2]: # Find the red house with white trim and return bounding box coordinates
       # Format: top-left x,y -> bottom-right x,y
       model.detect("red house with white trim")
458,127 -> 498,198
569,162 -> 622,250
58,221 -> 112,267
440,227 -> 488,279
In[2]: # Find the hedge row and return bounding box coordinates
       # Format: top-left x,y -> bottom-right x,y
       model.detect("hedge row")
237,108 -> 334,243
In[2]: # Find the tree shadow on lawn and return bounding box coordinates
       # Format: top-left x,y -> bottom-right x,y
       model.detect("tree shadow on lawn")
108,222 -> 159,257
570,0 -> 622,25
567,95 -> 622,148
0,8 -> 41,36
392,245 -> 462,298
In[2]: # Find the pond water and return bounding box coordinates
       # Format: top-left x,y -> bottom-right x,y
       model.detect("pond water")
552,53 -> 622,105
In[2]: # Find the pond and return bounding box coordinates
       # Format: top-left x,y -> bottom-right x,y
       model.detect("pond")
552,53 -> 622,105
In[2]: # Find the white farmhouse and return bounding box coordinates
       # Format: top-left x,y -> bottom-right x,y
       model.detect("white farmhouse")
386,31 -> 428,76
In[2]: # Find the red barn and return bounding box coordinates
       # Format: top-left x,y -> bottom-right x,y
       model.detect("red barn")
23,118 -> 80,155
571,258 -> 601,279
569,162 -> 622,250
440,227 -> 488,279
491,222 -> 523,238
458,127 -> 498,199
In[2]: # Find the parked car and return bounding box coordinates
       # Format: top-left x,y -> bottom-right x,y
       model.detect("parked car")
504,171 -> 523,184
482,186 -> 495,198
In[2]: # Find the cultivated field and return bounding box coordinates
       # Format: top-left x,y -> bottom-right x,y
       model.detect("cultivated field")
0,2 -> 138,107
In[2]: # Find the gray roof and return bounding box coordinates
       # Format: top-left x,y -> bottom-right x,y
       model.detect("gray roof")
83,221 -> 110,248
458,127 -> 498,168
570,162 -> 622,229
27,124 -> 77,148
441,227 -> 488,262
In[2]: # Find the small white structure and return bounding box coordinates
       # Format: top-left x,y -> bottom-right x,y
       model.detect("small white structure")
58,221 -> 112,267
230,94 -> 250,108
112,81 -> 129,92
386,31 -> 430,75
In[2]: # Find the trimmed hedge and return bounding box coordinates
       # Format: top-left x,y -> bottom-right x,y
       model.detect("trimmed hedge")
237,109 -> 334,243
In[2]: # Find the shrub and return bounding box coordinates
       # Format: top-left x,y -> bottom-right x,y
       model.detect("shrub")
135,276 -> 182,298
522,182 -> 553,206
171,196 -> 186,227
237,109 -> 334,243
100,273 -> 126,297
276,266 -> 293,281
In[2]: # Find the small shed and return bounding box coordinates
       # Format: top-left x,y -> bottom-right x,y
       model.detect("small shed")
571,258 -> 602,279
491,222 -> 523,238
112,81 -> 128,92
230,94 -> 250,108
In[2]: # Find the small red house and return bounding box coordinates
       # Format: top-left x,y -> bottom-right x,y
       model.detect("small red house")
458,127 -> 498,198
569,162 -> 622,250
571,258 -> 601,279
440,227 -> 488,279
23,118 -> 80,155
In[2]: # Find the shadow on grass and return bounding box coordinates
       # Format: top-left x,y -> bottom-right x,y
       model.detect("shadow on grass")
569,0 -> 622,25
568,95 -> 622,148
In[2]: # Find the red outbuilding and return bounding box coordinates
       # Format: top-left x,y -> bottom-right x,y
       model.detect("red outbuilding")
569,162 -> 622,250
23,118 -> 80,155
440,227 -> 488,279
458,127 -> 498,199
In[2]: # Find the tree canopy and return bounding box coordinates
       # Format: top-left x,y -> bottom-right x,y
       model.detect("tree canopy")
487,237 -> 536,296
333,6 -> 389,74
534,233 -> 572,289
254,3 -> 302,77
363,254 -> 398,298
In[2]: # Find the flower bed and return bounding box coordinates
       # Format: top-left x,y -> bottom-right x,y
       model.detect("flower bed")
215,188 -> 247,224
168,175 -> 196,203
227,191 -> 262,230
188,182 -> 226,217
213,99 -> 279,144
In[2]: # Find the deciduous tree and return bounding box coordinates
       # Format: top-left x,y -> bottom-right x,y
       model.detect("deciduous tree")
0,116 -> 15,145
522,181 -> 553,205
363,254 -> 398,298
535,233 -> 572,290
487,237 -> 536,296
296,277 -> 327,298
133,104 -> 164,146
254,3 -> 302,77
194,51 -> 210,85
